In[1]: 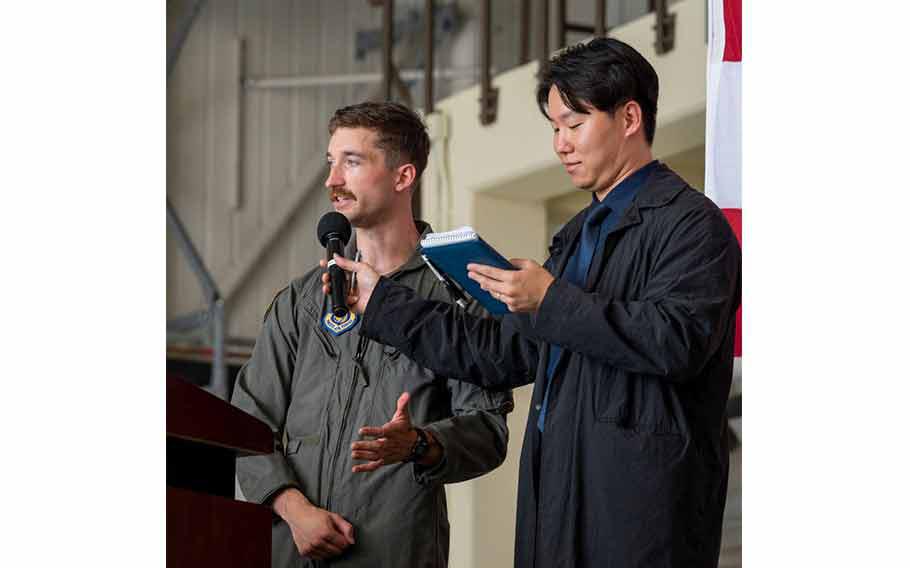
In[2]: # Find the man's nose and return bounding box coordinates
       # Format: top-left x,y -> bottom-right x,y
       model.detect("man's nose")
325,163 -> 343,188
555,132 -> 573,154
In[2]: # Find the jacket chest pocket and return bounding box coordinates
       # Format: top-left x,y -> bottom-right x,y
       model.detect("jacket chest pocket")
593,367 -> 630,426
594,368 -> 684,436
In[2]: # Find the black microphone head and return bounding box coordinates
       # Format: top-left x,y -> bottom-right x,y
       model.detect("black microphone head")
317,212 -> 352,247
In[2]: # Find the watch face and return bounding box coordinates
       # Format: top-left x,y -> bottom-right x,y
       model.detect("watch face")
409,429 -> 429,461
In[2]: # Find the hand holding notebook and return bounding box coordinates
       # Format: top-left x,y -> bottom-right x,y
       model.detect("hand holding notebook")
420,227 -> 553,315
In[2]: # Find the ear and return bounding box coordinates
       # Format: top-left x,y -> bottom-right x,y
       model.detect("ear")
621,100 -> 644,139
394,163 -> 417,194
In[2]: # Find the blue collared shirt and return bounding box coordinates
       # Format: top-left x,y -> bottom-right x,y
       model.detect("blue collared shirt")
538,160 -> 658,432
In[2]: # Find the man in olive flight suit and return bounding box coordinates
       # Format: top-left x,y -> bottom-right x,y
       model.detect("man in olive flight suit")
231,101 -> 513,568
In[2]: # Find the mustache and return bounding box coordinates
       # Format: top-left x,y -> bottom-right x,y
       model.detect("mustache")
328,188 -> 356,201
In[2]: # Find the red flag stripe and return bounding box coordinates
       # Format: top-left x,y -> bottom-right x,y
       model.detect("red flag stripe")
721,208 -> 742,357
721,208 -> 742,246
723,0 -> 742,62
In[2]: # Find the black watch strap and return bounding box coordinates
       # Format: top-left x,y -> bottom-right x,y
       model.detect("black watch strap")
405,428 -> 430,463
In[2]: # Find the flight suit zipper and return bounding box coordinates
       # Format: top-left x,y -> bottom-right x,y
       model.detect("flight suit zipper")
325,334 -> 369,513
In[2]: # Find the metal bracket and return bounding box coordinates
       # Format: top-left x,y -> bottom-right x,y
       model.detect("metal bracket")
654,0 -> 676,55
479,87 -> 499,126
479,0 -> 498,126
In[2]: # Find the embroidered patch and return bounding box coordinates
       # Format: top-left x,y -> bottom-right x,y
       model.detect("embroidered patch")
322,309 -> 359,336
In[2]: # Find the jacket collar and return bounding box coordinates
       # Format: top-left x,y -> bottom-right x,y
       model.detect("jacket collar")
549,162 -> 688,276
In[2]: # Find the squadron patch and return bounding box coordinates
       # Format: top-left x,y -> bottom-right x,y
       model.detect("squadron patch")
322,309 -> 359,336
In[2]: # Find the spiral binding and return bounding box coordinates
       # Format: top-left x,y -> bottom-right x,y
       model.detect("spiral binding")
419,226 -> 478,247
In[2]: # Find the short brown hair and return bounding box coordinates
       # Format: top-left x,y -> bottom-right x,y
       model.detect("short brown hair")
328,101 -> 430,179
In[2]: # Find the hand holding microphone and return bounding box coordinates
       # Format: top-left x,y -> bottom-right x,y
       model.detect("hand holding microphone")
320,254 -> 380,315
317,212 -> 353,318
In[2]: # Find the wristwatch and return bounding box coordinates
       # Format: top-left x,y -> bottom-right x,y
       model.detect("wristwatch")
405,428 -> 430,463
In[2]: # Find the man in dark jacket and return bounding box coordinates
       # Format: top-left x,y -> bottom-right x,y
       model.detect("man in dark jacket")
330,39 -> 742,567
232,101 -> 513,568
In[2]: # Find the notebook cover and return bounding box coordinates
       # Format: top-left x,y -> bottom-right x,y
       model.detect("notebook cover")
420,236 -> 515,314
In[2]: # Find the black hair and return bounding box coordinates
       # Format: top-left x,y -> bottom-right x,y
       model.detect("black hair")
536,37 -> 659,145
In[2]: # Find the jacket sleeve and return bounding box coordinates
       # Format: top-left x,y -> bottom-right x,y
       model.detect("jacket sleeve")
230,284 -> 303,506
361,283 -> 539,390
414,379 -> 514,486
531,204 -> 741,381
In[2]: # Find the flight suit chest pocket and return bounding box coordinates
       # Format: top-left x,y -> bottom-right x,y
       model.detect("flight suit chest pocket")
286,325 -> 342,439
365,345 -> 442,426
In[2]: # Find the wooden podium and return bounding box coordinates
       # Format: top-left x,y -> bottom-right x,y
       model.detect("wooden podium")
167,375 -> 274,567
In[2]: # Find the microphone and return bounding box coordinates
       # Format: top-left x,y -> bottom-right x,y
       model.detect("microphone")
317,212 -> 353,318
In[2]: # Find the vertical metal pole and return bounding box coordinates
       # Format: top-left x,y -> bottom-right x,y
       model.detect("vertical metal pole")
519,0 -> 530,64
537,0 -> 549,67
555,0 -> 565,49
383,0 -> 394,101
654,0 -> 676,55
415,0 -> 434,219
424,0 -> 434,113
479,0 -> 498,125
211,299 -> 228,400
595,1 -> 606,37
232,37 -> 246,211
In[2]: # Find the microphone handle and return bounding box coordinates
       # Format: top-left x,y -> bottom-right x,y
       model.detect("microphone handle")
326,238 -> 348,317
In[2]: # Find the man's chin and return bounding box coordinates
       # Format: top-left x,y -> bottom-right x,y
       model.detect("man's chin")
336,209 -> 367,229
573,178 -> 595,191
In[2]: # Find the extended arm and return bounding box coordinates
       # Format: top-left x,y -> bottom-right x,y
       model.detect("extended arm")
416,380 -> 512,485
361,278 -> 539,389
350,388 -> 512,485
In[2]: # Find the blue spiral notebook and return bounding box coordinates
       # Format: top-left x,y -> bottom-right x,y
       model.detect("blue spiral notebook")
419,226 -> 516,315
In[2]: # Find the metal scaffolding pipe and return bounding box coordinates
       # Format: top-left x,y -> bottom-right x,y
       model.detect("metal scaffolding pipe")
537,0 -> 549,67
383,0 -> 394,100
556,0 -> 566,49
166,199 -> 220,303
479,0 -> 498,125
167,0 -> 207,79
244,67 -> 489,89
654,0 -> 676,54
596,1 -> 607,37
424,0 -> 435,113
211,299 -> 228,400
166,200 -> 229,400
167,309 -> 210,333
520,0 -> 530,64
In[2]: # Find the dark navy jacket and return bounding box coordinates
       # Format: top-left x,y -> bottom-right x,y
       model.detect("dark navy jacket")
361,163 -> 742,567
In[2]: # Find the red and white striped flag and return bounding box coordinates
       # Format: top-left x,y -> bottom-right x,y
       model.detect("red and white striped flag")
705,0 -> 742,367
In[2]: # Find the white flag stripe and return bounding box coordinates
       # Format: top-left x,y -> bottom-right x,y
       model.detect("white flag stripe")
706,63 -> 742,209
